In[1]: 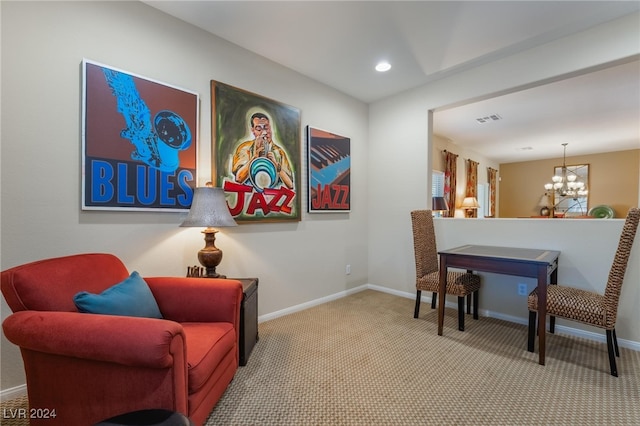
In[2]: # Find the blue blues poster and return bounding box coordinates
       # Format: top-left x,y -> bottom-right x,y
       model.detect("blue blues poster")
307,126 -> 351,213
82,59 -> 198,211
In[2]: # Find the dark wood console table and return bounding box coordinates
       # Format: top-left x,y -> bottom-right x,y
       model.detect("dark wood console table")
437,245 -> 559,365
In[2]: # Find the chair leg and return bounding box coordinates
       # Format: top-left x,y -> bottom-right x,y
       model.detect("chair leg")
430,292 -> 437,309
458,297 -> 465,331
413,290 -> 421,318
606,330 -> 618,377
472,290 -> 479,320
466,270 -> 473,315
613,329 -> 620,357
527,311 -> 536,352
550,316 -> 555,333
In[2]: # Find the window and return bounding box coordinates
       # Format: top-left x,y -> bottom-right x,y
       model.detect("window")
432,171 -> 445,197
432,171 -> 445,217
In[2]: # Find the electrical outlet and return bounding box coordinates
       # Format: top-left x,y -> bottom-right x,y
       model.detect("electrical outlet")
517,283 -> 527,296
345,264 -> 351,275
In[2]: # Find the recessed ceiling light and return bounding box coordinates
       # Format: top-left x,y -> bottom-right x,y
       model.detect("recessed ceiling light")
375,61 -> 391,72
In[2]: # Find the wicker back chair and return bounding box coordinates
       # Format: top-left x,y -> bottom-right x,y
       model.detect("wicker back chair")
527,207 -> 640,376
410,210 -> 481,331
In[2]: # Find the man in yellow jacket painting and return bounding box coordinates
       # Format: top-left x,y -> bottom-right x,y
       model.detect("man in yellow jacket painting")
231,112 -> 294,190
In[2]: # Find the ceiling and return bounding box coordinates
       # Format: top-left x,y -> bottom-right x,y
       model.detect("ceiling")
143,1 -> 640,163
433,58 -> 640,163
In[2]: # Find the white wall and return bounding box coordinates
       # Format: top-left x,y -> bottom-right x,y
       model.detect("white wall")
2,2 -> 639,394
1,1 -> 368,391
368,12 -> 640,339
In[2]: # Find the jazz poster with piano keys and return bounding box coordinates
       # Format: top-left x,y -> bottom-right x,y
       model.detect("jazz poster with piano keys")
307,126 -> 351,213
82,59 -> 198,212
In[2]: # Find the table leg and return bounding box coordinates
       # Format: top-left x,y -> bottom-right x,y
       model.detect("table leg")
549,265 -> 558,333
537,266 -> 547,365
438,255 -> 447,336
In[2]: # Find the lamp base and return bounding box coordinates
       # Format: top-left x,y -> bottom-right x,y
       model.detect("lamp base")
197,228 -> 224,278
540,206 -> 550,217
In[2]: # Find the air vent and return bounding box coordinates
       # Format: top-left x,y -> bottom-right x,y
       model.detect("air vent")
476,114 -> 502,124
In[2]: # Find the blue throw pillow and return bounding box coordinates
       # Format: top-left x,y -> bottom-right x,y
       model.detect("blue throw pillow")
73,271 -> 163,318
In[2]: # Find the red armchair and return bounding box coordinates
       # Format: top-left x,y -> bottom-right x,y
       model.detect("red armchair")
1,253 -> 243,426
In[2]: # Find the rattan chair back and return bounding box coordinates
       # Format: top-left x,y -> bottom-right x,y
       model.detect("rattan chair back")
603,207 -> 640,327
410,210 -> 439,279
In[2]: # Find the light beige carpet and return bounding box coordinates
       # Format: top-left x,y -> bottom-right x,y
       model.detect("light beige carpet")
3,290 -> 639,425
206,290 -> 640,425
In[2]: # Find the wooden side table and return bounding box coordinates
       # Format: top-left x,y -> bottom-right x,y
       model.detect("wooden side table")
186,268 -> 259,366
233,278 -> 259,366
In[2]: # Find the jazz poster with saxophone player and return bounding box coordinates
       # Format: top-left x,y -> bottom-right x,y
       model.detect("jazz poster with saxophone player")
211,81 -> 301,223
82,59 -> 198,211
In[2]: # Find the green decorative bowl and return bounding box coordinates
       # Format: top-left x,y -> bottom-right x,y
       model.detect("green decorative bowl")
588,205 -> 615,219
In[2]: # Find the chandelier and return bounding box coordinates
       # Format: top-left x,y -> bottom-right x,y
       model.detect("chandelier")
544,143 -> 588,198
540,143 -> 588,217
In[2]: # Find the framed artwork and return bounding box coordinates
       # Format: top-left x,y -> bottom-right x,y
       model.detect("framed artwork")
82,59 -> 198,211
307,126 -> 351,213
211,81 -> 301,223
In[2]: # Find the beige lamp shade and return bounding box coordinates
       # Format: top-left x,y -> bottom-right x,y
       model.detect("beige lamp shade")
461,197 -> 480,209
538,195 -> 551,207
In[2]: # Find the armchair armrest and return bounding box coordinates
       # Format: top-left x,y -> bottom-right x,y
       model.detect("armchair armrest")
145,277 -> 243,324
2,311 -> 184,368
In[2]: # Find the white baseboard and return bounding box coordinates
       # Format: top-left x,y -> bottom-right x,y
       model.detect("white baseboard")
4,284 -> 638,399
262,284 -> 640,352
0,384 -> 27,402
258,284 -> 368,323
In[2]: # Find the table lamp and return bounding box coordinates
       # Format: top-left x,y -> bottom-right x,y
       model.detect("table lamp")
461,197 -> 479,218
538,194 -> 551,217
432,196 -> 449,217
180,184 -> 237,278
